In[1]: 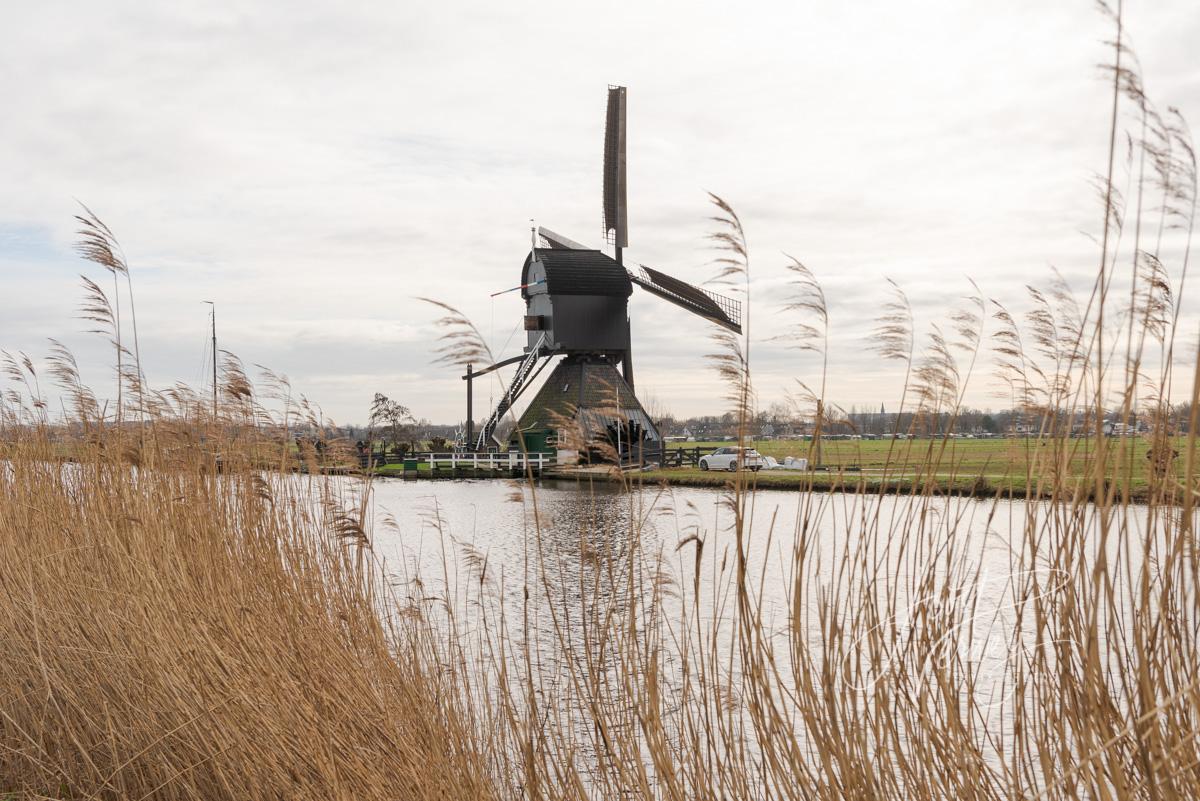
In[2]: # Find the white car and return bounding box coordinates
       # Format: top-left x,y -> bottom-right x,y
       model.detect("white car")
698,447 -> 765,472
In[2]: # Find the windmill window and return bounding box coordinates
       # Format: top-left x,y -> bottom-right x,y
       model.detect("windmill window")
524,315 -> 549,331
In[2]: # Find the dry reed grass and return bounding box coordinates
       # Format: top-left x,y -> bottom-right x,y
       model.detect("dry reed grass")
0,387 -> 495,797
435,5 -> 1200,798
2,4 -> 1199,799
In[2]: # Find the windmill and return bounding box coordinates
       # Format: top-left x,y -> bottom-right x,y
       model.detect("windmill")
464,85 -> 742,463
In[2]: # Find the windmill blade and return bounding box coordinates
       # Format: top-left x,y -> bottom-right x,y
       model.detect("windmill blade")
602,85 -> 628,249
537,226 -> 589,250
628,264 -> 742,334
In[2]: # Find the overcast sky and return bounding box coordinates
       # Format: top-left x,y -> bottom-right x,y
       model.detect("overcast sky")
2,1 -> 1198,425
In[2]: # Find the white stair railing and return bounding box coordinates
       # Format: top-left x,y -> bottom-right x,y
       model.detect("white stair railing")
475,333 -> 546,450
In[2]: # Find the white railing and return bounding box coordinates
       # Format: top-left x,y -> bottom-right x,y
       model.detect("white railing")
423,451 -> 553,471
475,333 -> 547,450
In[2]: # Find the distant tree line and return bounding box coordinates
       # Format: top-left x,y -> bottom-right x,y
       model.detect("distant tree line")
327,396 -> 1195,450
654,402 -> 1196,440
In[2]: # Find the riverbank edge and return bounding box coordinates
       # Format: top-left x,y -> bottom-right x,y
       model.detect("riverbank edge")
542,468 -> 1159,506
347,463 -> 1160,505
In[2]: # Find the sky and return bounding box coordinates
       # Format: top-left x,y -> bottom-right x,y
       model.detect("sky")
1,0 -> 1198,426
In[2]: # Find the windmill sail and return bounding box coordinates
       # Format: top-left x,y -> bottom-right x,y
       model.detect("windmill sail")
628,265 -> 742,334
532,222 -> 743,334
602,85 -> 628,249
537,226 -> 588,250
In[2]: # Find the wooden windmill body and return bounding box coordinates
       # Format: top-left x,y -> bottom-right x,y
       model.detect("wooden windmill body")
466,86 -> 741,465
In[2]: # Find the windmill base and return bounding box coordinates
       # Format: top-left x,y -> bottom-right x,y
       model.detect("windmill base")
509,355 -> 663,466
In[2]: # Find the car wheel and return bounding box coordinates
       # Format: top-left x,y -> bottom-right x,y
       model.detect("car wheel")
727,461 -> 737,472
699,459 -> 709,471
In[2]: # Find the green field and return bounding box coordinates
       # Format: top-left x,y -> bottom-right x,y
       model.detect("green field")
663,436 -> 1186,493
353,435 -> 1186,502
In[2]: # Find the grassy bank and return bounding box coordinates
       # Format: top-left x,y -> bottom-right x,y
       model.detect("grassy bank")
672,435 -> 1177,486
558,464 -> 1163,504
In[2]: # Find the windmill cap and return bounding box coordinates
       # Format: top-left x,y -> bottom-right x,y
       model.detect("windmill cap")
521,249 -> 632,299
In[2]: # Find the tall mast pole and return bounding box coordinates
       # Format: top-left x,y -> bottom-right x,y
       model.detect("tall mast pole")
212,304 -> 218,419
204,301 -> 217,420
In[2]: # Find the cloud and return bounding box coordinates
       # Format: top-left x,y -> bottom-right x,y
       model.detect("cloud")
1,0 -> 1197,423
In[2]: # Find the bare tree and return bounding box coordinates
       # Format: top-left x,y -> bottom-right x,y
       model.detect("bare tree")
369,393 -> 415,455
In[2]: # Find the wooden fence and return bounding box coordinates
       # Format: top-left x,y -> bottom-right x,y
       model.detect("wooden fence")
662,446 -> 718,468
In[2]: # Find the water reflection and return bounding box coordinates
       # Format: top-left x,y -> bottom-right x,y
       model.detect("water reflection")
363,476 -> 1185,787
